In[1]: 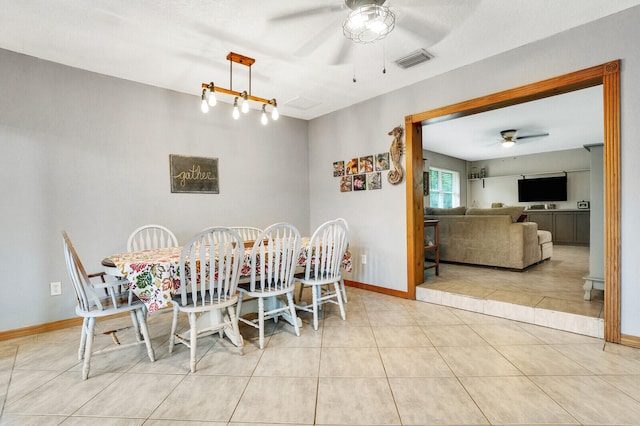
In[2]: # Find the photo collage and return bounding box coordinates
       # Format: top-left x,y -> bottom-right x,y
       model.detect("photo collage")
333,152 -> 390,192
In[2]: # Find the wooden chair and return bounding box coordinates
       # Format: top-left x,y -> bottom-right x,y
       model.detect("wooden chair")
169,227 -> 245,373
236,223 -> 302,349
62,231 -> 155,380
295,219 -> 348,330
127,224 -> 178,251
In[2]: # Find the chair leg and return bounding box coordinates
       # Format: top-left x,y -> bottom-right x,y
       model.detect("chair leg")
286,291 -> 300,337
340,277 -> 348,304
334,281 -> 346,321
129,310 -> 142,342
188,312 -> 197,373
258,297 -> 265,349
227,306 -> 244,355
236,292 -> 244,320
168,304 -> 179,354
312,285 -> 320,331
136,308 -> 155,362
297,282 -> 305,303
78,317 -> 88,360
82,317 -> 96,380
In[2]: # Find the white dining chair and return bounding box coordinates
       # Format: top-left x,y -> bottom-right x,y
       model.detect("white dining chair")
62,231 -> 155,380
230,226 -> 264,243
334,218 -> 350,303
127,224 -> 178,252
295,219 -> 349,330
298,218 -> 350,304
236,223 -> 302,349
169,227 -> 245,373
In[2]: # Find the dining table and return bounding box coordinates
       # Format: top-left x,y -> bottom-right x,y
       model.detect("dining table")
102,238 -> 352,341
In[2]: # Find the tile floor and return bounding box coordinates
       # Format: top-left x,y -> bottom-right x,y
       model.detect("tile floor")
419,245 -> 606,337
421,245 -> 603,318
2,286 -> 640,425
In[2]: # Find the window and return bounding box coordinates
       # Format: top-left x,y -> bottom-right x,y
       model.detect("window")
429,167 -> 460,208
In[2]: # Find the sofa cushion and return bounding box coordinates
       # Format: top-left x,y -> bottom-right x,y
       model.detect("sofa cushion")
425,206 -> 467,215
537,230 -> 552,244
466,206 -> 525,223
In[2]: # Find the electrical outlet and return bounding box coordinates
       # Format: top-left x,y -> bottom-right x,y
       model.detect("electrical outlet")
360,254 -> 367,265
50,281 -> 62,296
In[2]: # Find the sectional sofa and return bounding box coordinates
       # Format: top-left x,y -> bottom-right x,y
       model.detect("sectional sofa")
424,206 -> 552,270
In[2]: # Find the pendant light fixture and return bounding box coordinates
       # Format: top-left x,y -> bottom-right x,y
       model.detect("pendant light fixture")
201,52 -> 278,124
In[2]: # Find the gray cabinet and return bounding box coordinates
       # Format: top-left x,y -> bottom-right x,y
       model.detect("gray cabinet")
526,210 -> 590,245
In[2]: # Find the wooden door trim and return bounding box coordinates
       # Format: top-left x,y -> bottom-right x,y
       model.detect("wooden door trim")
405,61 -> 621,342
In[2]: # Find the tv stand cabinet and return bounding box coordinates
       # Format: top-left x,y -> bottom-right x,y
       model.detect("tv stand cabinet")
525,209 -> 590,245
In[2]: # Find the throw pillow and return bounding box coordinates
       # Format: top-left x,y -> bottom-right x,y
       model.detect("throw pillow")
425,206 -> 467,215
466,206 -> 526,222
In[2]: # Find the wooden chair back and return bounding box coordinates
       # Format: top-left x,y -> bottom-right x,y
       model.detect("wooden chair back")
62,231 -> 101,312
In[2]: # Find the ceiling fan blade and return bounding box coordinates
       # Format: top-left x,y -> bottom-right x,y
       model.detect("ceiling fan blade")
293,17 -> 343,58
269,4 -> 345,22
330,38 -> 354,65
395,14 -> 449,47
517,133 -> 550,140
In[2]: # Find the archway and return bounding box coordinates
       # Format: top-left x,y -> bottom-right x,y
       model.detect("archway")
404,61 -> 621,343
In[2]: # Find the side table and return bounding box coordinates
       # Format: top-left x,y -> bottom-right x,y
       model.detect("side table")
424,220 -> 440,276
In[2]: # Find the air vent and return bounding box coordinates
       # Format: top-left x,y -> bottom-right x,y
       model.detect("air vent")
283,96 -> 321,110
394,49 -> 433,69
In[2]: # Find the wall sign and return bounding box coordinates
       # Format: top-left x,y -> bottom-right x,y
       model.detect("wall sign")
170,154 -> 219,194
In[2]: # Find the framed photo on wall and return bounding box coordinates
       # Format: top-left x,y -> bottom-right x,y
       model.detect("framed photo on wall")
359,155 -> 374,173
346,158 -> 358,175
376,152 -> 390,171
340,175 -> 353,192
353,174 -> 366,191
368,172 -> 382,190
333,160 -> 345,177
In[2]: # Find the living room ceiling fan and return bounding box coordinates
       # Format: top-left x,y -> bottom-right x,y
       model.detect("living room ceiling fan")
269,0 -> 451,65
500,129 -> 549,148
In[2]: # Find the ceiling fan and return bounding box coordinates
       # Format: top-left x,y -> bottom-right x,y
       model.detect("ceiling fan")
500,129 -> 549,148
269,0 -> 450,65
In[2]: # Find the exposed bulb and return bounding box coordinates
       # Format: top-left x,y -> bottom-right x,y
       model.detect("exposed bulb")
271,105 -> 279,121
232,97 -> 240,120
261,105 -> 268,125
207,90 -> 217,107
241,97 -> 250,113
200,89 -> 209,113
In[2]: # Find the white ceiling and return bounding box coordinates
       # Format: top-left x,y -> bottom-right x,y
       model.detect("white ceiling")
1,0 -> 638,125
421,85 -> 604,161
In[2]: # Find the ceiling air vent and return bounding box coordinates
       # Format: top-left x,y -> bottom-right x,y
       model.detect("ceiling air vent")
395,49 -> 433,69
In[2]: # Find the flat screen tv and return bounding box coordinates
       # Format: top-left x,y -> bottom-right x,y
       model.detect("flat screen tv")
518,176 -> 567,202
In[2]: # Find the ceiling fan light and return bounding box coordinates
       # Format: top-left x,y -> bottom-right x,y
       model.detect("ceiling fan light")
502,140 -> 515,148
343,5 -> 395,43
